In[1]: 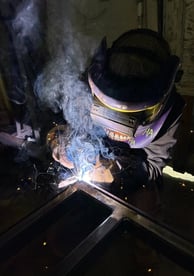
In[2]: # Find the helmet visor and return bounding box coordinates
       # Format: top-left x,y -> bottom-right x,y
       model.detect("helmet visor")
91,95 -> 162,142
89,74 -> 163,141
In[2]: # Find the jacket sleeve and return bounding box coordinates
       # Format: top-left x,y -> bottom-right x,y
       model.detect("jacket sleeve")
130,92 -> 185,185
122,111 -> 183,189
143,112 -> 182,181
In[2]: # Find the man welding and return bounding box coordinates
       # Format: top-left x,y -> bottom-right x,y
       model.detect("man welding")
0,28 -> 185,190
51,28 -> 185,189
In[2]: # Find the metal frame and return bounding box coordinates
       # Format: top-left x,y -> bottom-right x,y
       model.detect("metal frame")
0,181 -> 194,275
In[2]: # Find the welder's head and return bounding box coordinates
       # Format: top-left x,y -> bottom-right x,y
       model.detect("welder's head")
88,28 -> 181,148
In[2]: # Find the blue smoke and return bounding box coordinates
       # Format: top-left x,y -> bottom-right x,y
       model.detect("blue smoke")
1,0 -> 115,177
33,1 -> 115,176
35,51 -> 114,176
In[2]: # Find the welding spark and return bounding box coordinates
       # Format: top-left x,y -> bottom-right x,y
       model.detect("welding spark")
58,160 -> 114,188
58,175 -> 78,188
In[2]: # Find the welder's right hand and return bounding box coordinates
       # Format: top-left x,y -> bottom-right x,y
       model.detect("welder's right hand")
52,146 -> 74,169
47,125 -> 74,169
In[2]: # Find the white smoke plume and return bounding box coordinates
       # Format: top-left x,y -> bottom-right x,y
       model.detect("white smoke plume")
0,0 -> 115,173
12,0 -> 43,53
33,0 -> 114,174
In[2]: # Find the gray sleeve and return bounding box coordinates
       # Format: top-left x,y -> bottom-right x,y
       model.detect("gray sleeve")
144,114 -> 182,181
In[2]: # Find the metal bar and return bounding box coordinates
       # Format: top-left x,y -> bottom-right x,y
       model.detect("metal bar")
0,181 -> 194,274
53,216 -> 118,276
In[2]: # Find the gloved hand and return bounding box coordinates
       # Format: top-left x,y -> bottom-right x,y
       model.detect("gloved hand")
52,145 -> 74,169
112,149 -> 150,191
46,125 -> 74,169
47,126 -> 114,185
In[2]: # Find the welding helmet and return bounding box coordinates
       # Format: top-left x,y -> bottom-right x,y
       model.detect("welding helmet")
88,29 -> 181,148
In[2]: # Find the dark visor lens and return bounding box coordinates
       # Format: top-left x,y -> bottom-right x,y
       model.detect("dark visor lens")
92,96 -> 161,126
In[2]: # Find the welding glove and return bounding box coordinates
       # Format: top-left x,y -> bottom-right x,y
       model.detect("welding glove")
110,142 -> 150,190
0,132 -> 24,148
52,146 -> 74,169
47,125 -> 74,169
119,154 -> 149,189
47,126 -> 114,185
52,146 -> 114,185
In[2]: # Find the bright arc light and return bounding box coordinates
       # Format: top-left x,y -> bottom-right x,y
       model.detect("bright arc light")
80,171 -> 92,184
163,166 -> 194,182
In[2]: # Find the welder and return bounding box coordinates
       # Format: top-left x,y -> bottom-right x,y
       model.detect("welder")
87,28 -> 185,188
1,27 -> 185,190
52,28 -> 185,189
